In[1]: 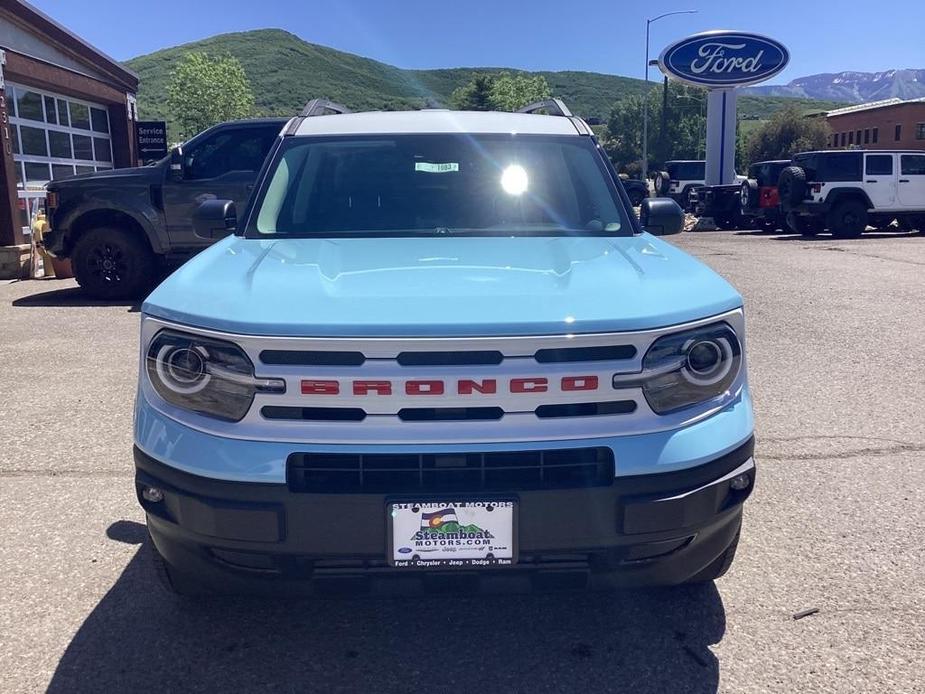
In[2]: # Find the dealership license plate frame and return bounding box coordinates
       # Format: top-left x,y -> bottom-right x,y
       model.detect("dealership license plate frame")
386,498 -> 519,569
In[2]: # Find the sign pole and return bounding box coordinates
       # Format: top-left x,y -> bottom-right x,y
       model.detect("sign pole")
657,31 -> 789,192
704,88 -> 737,186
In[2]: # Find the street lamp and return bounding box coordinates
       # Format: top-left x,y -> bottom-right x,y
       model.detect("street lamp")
643,10 -> 697,184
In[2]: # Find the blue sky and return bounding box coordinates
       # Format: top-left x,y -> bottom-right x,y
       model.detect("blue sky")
31,0 -> 924,84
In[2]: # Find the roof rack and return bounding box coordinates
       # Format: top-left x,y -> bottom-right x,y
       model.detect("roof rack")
286,98 -> 352,135
300,98 -> 351,117
516,98 -> 573,117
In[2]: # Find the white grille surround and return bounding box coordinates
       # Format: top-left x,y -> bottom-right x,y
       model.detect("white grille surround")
139,309 -> 747,445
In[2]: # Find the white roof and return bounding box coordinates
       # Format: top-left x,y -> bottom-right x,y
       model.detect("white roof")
827,97 -> 925,118
293,110 -> 583,136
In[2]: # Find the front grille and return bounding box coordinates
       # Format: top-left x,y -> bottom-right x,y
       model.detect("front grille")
287,447 -> 615,493
396,351 -> 503,366
261,402 -> 636,422
260,344 -> 635,367
262,406 -> 366,421
397,407 -> 504,422
535,400 -> 636,418
260,350 -> 365,366
534,345 -> 636,363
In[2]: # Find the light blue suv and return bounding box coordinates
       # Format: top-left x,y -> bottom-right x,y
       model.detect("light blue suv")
134,99 -> 755,595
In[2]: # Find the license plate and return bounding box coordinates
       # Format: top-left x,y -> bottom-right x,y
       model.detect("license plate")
387,500 -> 516,568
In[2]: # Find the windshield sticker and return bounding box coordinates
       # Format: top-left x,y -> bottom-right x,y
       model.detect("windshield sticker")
415,162 -> 459,174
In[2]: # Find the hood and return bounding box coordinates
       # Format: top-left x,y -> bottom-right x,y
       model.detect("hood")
143,234 -> 743,337
46,163 -> 161,190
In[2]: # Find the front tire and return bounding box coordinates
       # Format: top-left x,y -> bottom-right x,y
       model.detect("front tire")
72,226 -> 157,300
828,199 -> 868,239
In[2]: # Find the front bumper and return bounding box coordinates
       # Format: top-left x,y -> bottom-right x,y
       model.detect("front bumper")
136,437 -> 755,593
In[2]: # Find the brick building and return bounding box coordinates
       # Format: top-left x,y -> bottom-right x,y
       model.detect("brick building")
825,97 -> 925,150
0,0 -> 138,270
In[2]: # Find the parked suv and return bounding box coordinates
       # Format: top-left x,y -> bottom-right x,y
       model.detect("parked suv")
134,99 -> 755,596
779,150 -> 925,237
654,160 -> 705,210
740,160 -> 789,231
43,117 -> 288,298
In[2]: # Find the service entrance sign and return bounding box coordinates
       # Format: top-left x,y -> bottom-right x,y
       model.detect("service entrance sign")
135,121 -> 168,164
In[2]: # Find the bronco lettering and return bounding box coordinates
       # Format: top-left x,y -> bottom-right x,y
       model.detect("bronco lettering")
300,376 -> 603,395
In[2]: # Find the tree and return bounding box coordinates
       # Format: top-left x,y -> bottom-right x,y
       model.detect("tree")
450,72 -> 551,112
167,52 -> 255,139
601,83 -> 706,174
742,106 -> 830,166
489,73 -> 551,112
450,73 -> 496,111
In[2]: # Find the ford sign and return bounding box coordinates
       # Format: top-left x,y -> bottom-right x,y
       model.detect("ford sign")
658,31 -> 789,88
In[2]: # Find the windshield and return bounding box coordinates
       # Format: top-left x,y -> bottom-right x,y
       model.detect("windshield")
249,134 -> 628,238
666,161 -> 705,181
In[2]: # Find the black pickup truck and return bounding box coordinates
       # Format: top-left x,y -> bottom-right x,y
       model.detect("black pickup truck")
43,118 -> 287,299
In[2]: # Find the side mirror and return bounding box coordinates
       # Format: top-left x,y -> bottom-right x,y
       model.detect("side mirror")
193,199 -> 237,240
639,198 -> 684,236
168,146 -> 184,181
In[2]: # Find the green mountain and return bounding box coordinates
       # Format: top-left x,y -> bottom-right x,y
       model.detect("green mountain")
125,28 -> 845,130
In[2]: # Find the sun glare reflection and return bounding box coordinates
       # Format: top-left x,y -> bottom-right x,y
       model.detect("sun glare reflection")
500,164 -> 528,195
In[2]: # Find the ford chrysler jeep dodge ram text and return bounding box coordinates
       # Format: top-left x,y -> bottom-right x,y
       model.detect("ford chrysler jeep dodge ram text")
134,99 -> 756,595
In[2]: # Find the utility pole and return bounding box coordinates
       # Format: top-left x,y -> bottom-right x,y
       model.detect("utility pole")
659,74 -> 668,161
642,10 -> 697,183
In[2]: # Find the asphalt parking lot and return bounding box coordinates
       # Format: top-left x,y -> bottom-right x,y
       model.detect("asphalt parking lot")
2,227 -> 924,693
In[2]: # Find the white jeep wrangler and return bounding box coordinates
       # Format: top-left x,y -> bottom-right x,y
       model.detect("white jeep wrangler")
778,150 -> 925,237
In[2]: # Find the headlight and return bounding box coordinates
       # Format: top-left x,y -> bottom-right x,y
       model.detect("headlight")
146,330 -> 284,421
634,322 -> 742,414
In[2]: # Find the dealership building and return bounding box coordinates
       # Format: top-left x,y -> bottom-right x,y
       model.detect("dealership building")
825,97 -> 925,150
0,0 -> 138,269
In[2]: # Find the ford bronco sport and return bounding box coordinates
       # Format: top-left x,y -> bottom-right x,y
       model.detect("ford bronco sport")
43,117 -> 287,299
779,150 -> 925,237
134,99 -> 756,595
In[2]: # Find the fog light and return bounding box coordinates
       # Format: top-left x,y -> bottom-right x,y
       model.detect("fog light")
729,473 -> 751,491
142,486 -> 164,503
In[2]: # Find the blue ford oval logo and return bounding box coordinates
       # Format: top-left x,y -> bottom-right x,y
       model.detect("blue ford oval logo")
658,31 -> 789,88
398,547 -> 412,554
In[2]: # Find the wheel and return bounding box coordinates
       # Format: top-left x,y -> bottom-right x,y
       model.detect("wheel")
148,533 -> 209,597
655,171 -> 670,196
741,180 -> 759,209
685,531 -> 740,584
761,218 -> 779,232
72,226 -> 157,300
786,212 -> 823,236
713,214 -> 738,231
828,199 -> 868,238
777,166 -> 807,209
